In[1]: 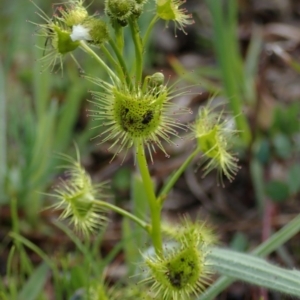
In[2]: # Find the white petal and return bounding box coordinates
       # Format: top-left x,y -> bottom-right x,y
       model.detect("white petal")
70,24 -> 92,41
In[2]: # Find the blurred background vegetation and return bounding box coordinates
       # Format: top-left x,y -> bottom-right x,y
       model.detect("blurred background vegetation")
1,0 -> 300,299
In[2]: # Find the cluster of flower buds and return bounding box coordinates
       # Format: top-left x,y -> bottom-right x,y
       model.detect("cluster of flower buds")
30,0 -> 196,74
29,0 -> 109,73
51,0 -> 110,46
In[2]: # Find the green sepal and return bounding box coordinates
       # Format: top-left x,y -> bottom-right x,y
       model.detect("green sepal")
53,25 -> 80,54
157,0 -> 176,20
197,126 -> 219,158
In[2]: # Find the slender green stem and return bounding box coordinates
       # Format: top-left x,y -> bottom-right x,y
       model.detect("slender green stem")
6,245 -> 16,298
108,38 -> 133,89
198,213 -> 300,299
11,197 -> 20,235
141,75 -> 151,94
100,44 -> 124,79
143,15 -> 159,48
158,147 -> 200,204
250,158 -> 265,214
136,143 -> 163,256
0,61 -> 6,193
92,200 -> 149,233
114,24 -> 124,54
10,232 -> 60,279
129,18 -> 143,88
79,41 -> 119,83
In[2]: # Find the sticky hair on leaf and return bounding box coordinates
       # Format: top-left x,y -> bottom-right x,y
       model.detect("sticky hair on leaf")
55,0 -> 89,27
86,74 -> 191,164
156,0 -> 194,35
192,101 -> 240,186
48,148 -> 109,236
141,217 -> 215,300
162,216 -> 217,247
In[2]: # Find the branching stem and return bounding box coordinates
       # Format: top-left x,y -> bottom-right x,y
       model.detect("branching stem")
79,41 -> 119,83
93,200 -> 150,233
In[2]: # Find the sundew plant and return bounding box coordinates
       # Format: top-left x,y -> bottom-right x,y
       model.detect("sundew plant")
27,0 -> 300,299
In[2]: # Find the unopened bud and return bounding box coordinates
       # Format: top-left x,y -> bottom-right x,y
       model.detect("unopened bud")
105,0 -> 135,21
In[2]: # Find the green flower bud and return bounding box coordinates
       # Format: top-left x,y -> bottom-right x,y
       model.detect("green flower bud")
69,18 -> 109,46
105,0 -> 135,21
142,72 -> 165,98
148,72 -> 165,88
57,1 -> 89,27
132,0 -> 148,18
84,18 -> 110,45
131,4 -> 143,18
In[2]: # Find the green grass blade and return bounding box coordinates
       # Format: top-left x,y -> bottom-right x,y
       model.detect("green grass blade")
33,36 -> 51,119
122,217 -> 138,275
28,100 -> 58,187
168,56 -> 220,94
54,80 -> 84,151
205,0 -> 251,144
54,221 -> 91,255
23,100 -> 58,219
6,246 -> 17,299
0,60 -> 6,198
17,263 -> 49,300
252,214 -> 300,256
198,213 -> 300,299
250,158 -> 265,214
9,233 -> 56,272
9,232 -> 63,299
209,248 -> 300,296
244,29 -> 262,104
54,221 -> 110,278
